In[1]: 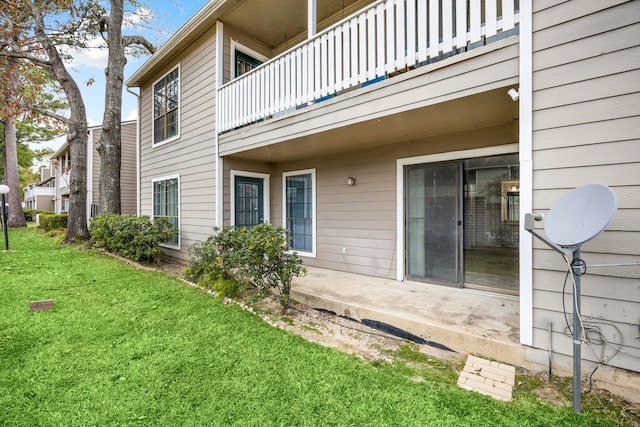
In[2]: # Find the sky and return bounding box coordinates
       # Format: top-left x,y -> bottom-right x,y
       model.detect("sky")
38,0 -> 209,153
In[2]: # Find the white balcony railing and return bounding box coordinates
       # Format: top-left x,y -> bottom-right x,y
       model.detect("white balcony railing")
23,186 -> 55,200
59,172 -> 70,191
218,0 -> 519,132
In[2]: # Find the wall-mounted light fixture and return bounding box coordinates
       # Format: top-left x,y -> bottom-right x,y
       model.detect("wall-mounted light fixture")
507,88 -> 520,101
347,176 -> 356,186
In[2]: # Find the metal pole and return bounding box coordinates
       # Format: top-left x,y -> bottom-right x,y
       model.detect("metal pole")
572,248 -> 581,412
1,194 -> 8,251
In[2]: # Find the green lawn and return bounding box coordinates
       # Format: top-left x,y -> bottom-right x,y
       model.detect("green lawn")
0,228 -> 616,426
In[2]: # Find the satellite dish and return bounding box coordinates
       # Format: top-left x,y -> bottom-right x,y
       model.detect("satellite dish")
545,184 -> 618,249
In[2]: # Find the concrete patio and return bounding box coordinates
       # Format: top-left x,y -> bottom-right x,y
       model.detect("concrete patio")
291,267 -> 525,366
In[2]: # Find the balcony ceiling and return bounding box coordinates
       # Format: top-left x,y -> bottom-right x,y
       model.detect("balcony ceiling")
224,86 -> 519,163
221,0 -> 368,49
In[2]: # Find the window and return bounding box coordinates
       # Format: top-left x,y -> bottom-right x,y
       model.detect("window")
235,50 -> 262,77
153,66 -> 180,145
230,40 -> 268,80
283,169 -> 315,256
152,175 -> 180,247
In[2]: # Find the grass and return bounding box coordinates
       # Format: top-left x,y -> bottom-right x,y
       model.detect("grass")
0,228 -> 623,426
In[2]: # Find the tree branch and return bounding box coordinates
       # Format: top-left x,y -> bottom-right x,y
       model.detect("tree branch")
30,105 -> 71,126
0,49 -> 54,72
122,35 -> 155,54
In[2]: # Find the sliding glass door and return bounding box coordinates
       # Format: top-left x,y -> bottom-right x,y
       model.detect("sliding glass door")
406,162 -> 460,284
405,154 -> 519,294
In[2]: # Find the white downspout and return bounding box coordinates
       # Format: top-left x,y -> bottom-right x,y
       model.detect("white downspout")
519,1 -> 534,347
215,21 -> 224,227
126,86 -> 141,216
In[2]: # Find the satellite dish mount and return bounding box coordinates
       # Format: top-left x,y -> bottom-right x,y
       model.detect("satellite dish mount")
524,184 -> 618,413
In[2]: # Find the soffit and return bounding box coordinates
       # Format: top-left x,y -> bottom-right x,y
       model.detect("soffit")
221,0 -> 364,49
225,87 -> 519,162
127,0 -> 367,86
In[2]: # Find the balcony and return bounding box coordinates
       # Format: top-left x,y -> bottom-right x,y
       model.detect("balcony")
218,0 -> 520,134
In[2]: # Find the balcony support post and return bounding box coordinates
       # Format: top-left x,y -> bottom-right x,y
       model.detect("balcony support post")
308,0 -> 316,38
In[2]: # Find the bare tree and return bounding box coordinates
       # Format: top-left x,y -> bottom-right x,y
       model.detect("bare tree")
97,0 -> 155,215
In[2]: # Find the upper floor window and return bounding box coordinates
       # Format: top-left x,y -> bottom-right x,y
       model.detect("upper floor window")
230,40 -> 268,81
153,66 -> 180,145
235,50 -> 262,78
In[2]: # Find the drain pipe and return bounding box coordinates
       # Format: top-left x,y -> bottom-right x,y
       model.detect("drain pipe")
548,321 -> 553,379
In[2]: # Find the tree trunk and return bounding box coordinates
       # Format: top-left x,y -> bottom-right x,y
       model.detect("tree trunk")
3,114 -> 26,228
32,4 -> 89,243
97,0 -> 126,215
3,58 -> 26,228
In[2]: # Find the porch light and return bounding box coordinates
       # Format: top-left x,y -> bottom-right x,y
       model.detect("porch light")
0,184 -> 9,251
347,176 -> 356,186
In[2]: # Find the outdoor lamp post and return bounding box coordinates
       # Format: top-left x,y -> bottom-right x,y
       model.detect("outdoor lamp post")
0,184 -> 9,251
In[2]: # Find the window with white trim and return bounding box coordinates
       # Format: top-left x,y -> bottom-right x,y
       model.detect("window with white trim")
283,169 -> 315,256
152,175 -> 180,247
230,40 -> 268,80
153,66 -> 180,145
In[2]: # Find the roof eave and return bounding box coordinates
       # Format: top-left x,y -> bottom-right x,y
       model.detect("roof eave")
126,0 -> 229,88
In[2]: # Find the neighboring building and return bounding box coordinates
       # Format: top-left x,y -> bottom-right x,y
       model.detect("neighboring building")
51,120 -> 138,218
126,1 -> 639,398
23,166 -> 55,212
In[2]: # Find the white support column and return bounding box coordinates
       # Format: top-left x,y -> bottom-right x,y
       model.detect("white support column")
215,21 -> 225,227
308,0 -> 316,38
519,1 -> 534,347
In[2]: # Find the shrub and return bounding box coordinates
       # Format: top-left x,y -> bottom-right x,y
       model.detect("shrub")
89,214 -> 178,263
39,213 -> 68,231
24,209 -> 48,222
187,224 -> 306,311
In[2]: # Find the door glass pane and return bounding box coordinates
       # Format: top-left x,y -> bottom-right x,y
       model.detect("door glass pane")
285,173 -> 313,252
235,176 -> 263,228
463,154 -> 519,293
406,163 -> 459,284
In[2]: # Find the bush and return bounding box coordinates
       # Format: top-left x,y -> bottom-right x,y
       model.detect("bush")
186,224 -> 306,311
39,213 -> 68,231
24,209 -> 48,222
89,214 -> 178,263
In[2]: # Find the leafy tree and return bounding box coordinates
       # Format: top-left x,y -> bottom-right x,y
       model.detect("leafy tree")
0,48 -> 67,227
0,0 -> 104,240
96,0 -> 154,215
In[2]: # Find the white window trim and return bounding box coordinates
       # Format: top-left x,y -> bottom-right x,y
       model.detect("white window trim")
230,170 -> 270,226
396,144 -> 520,283
282,168 -> 317,258
151,64 -> 181,148
152,173 -> 181,250
229,39 -> 269,81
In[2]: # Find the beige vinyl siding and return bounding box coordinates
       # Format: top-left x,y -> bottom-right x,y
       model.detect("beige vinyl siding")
34,195 -> 54,212
222,25 -> 272,85
120,121 -> 137,214
222,158 -> 274,226
259,123 -> 516,279
220,36 -> 519,156
90,128 -> 102,206
139,25 -> 218,261
530,0 -> 640,373
86,121 -> 137,214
